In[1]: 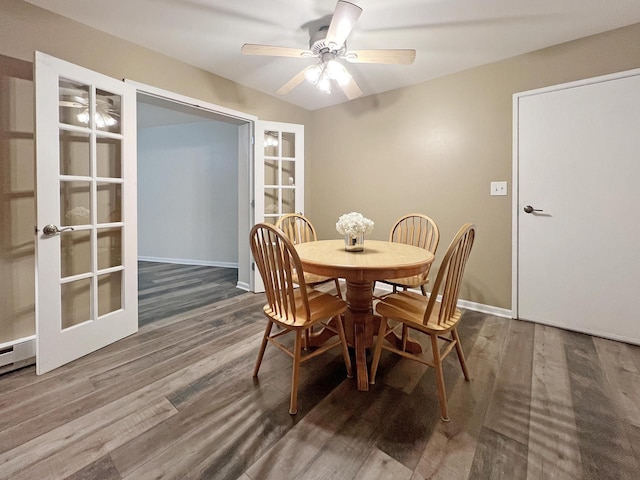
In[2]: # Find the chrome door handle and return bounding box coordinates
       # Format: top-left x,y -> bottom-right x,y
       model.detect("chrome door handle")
42,224 -> 75,236
523,205 -> 543,214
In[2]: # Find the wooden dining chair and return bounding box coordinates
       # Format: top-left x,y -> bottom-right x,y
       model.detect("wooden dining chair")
376,213 -> 439,296
370,223 -> 476,422
250,223 -> 353,415
276,213 -> 343,299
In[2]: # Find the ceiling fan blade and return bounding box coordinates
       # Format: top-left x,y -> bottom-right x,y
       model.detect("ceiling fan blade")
276,66 -> 314,96
241,44 -> 312,58
345,49 -> 416,65
325,1 -> 363,50
340,76 -> 362,100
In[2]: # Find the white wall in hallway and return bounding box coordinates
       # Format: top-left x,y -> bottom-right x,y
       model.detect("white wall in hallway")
138,121 -> 239,265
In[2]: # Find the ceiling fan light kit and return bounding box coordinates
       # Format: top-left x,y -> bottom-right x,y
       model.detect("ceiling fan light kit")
241,0 -> 415,101
305,54 -> 352,94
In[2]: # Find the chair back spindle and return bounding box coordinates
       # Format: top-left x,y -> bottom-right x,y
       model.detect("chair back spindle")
390,213 -> 439,252
276,213 -> 317,245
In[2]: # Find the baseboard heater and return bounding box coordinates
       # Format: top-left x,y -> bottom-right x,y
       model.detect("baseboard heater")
0,338 -> 36,375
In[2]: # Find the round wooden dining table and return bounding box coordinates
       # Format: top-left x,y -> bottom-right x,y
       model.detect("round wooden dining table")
295,239 -> 435,391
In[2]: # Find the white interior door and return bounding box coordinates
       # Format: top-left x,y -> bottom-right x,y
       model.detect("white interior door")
514,69 -> 640,345
253,121 -> 304,292
35,52 -> 138,374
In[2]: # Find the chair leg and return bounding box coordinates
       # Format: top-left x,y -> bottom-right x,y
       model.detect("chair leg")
401,324 -> 408,351
430,333 -> 450,422
334,279 -> 343,299
452,328 -> 470,380
253,321 -> 274,377
369,317 -> 389,384
420,284 -> 428,296
303,327 -> 310,350
334,315 -> 353,378
289,330 -> 302,415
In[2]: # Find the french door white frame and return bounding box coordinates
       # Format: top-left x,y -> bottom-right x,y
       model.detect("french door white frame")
35,52 -> 138,374
125,81 -> 258,291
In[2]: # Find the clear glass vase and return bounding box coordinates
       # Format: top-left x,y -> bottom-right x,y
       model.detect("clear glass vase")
344,233 -> 365,252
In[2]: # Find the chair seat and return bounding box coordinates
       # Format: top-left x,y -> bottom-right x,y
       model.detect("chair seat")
376,291 -> 461,332
264,289 -> 346,329
381,274 -> 429,288
292,270 -> 338,287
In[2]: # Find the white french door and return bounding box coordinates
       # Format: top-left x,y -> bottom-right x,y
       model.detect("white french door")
253,121 -> 304,292
35,52 -> 138,374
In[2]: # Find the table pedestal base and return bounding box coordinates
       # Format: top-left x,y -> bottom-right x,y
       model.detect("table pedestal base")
307,281 -> 423,391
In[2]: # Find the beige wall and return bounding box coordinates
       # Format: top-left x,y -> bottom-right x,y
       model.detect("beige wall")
307,22 -> 640,310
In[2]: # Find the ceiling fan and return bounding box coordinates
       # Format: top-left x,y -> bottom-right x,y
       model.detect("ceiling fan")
241,1 -> 416,100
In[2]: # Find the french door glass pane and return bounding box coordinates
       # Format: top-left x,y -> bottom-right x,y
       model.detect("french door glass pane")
264,159 -> 277,185
264,130 -> 278,157
61,278 -> 91,329
98,271 -> 122,316
97,182 -> 122,223
59,131 -> 90,176
61,230 -> 91,278
59,78 -> 90,128
96,137 -> 122,178
281,132 -> 295,158
95,88 -> 121,134
97,227 -> 122,270
281,160 -> 295,186
60,180 -> 91,227
264,187 -> 278,215
282,188 -> 295,213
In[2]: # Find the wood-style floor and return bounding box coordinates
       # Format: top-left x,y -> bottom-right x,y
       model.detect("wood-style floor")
1,263 -> 639,479
137,261 -> 245,327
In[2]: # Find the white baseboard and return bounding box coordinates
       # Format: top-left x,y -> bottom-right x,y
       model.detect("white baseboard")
373,282 -> 512,319
457,299 -> 512,318
0,336 -> 36,371
236,281 -> 250,291
138,256 -> 238,269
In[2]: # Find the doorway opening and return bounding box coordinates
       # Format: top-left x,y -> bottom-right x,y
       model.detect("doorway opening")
134,90 -> 255,326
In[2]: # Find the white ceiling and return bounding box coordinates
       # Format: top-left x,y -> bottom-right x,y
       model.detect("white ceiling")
26,0 -> 640,111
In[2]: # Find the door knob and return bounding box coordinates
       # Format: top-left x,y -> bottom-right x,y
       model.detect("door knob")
42,224 -> 75,236
523,205 -> 543,214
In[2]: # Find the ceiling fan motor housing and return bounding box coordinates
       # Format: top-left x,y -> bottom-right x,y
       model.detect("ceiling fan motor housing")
309,26 -> 345,55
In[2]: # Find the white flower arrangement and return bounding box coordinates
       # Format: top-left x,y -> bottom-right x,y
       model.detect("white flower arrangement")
336,212 -> 374,237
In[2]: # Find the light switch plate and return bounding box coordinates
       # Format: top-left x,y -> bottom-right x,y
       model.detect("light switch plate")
491,181 -> 508,196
